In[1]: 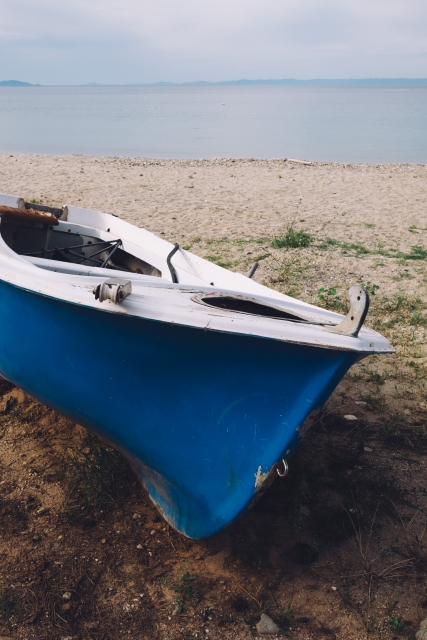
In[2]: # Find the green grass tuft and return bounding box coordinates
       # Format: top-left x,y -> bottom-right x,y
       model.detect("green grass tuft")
271,226 -> 312,249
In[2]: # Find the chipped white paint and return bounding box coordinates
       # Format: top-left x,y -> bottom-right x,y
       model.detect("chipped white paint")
254,465 -> 269,489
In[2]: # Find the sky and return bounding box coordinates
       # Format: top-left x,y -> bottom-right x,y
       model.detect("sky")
0,0 -> 426,84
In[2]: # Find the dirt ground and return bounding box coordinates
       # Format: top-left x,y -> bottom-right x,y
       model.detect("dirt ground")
1,156 -> 427,639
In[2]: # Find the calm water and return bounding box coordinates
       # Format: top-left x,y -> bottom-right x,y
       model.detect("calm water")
0,85 -> 426,162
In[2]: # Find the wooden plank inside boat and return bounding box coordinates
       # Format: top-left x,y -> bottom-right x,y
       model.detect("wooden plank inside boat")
0,205 -> 59,226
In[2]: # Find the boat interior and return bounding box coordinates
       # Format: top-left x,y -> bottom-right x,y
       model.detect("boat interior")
0,201 -> 338,327
0,203 -> 162,278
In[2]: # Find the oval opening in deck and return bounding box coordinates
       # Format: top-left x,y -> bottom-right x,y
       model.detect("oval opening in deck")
192,293 -> 310,322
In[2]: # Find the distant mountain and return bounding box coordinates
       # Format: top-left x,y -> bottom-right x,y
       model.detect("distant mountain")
0,80 -> 40,87
166,78 -> 427,86
119,78 -> 427,88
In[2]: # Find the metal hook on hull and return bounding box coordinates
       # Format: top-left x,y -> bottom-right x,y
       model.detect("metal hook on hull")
277,459 -> 289,477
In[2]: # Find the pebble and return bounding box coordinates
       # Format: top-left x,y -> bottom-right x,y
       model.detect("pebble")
137,544 -> 143,549
416,619 -> 427,640
331,586 -> 337,591
150,529 -> 156,535
62,592 -> 72,600
364,447 -> 373,452
355,401 -> 367,406
344,415 -> 358,421
32,534 -> 41,542
256,613 -> 282,635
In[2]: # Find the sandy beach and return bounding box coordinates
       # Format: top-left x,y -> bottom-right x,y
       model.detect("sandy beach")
1,154 -> 426,296
1,153 -> 427,639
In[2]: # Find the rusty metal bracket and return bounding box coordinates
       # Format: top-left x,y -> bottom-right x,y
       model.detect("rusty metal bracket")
327,285 -> 370,337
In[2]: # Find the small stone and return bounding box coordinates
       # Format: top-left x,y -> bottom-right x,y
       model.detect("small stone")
256,613 -> 283,635
344,415 -> 358,421
133,513 -> 142,520
364,447 -> 373,452
416,618 -> 427,640
62,592 -> 72,600
331,586 -> 337,591
101,538 -> 106,544
150,529 -> 156,535
61,603 -> 71,612
355,401 -> 367,406
33,534 -> 41,542
137,544 -> 143,549
276,174 -> 282,178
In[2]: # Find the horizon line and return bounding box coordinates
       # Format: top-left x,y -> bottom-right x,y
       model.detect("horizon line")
1,77 -> 427,88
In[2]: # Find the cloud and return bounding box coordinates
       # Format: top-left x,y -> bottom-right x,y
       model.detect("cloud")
0,0 -> 426,83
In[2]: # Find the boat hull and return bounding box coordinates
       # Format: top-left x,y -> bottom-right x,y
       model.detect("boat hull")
0,279 -> 358,538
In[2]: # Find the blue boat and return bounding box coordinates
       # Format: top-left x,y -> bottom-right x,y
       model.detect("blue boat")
0,193 -> 393,538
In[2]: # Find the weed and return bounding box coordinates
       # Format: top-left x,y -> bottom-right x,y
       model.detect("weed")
0,592 -> 18,617
277,600 -> 295,629
410,312 -> 427,328
319,236 -> 427,262
175,596 -> 184,614
176,572 -> 199,598
63,436 -> 131,523
319,238 -> 370,256
359,281 -> 380,296
29,198 -> 39,204
360,387 -> 387,412
401,245 -> 427,261
10,404 -> 25,422
174,572 -> 199,613
365,370 -> 385,385
371,294 -> 426,331
204,255 -> 239,269
317,287 -> 346,311
388,616 -> 404,633
271,225 -> 312,249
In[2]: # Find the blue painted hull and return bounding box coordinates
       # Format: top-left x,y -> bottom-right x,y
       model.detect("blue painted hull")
0,279 -> 358,538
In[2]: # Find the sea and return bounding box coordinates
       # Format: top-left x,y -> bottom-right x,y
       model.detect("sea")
0,84 -> 426,163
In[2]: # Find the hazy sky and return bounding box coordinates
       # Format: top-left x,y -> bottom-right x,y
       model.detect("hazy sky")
1,0 -> 426,84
